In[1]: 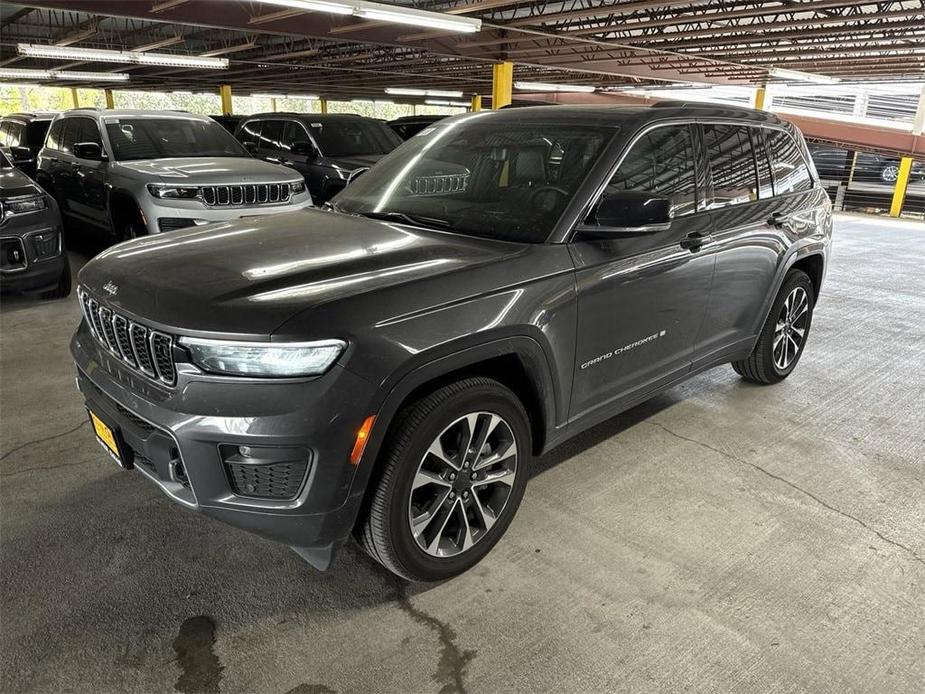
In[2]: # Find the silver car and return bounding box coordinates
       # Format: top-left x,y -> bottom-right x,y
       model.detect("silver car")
36,109 -> 312,239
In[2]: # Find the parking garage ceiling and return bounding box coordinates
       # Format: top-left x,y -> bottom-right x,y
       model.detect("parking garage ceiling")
1,1 -> 923,97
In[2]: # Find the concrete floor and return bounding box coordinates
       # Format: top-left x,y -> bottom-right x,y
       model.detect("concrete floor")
1,214 -> 923,693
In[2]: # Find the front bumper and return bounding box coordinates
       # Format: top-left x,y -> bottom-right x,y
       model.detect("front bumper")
71,321 -> 378,568
0,212 -> 66,294
139,193 -> 313,235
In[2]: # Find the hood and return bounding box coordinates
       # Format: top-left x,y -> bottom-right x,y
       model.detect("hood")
114,157 -> 299,184
325,154 -> 385,172
78,209 -> 523,338
0,166 -> 41,197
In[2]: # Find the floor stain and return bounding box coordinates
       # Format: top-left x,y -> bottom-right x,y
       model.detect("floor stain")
397,592 -> 475,694
284,685 -> 337,694
173,615 -> 223,694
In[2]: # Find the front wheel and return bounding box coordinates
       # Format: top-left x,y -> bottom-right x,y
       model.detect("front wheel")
41,257 -> 72,300
357,377 -> 530,582
732,269 -> 815,384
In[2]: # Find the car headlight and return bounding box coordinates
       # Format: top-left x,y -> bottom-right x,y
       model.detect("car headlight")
290,180 -> 306,195
178,337 -> 346,377
147,184 -> 200,199
4,194 -> 47,214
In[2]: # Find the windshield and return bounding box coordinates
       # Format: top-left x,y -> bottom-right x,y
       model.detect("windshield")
333,115 -> 615,243
104,117 -> 250,161
308,118 -> 402,158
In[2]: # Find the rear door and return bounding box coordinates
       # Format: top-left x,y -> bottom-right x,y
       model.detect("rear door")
694,122 -> 812,365
70,117 -> 109,226
569,123 -> 716,422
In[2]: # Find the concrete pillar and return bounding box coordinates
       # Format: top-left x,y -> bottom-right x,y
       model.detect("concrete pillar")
104,89 -> 115,109
470,94 -> 482,112
69,87 -> 79,109
270,97 -> 278,112
18,86 -> 28,111
219,84 -> 233,115
492,62 -> 513,110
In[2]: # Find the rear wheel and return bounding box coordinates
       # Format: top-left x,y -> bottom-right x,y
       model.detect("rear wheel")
121,219 -> 145,241
357,377 -> 530,582
732,269 -> 814,384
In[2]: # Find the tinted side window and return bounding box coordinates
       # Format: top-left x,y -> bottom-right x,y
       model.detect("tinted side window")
57,119 -> 76,153
240,119 -> 262,145
5,122 -> 25,147
46,119 -> 64,150
751,128 -> 774,199
766,129 -> 813,195
26,120 -> 51,147
0,121 -> 10,146
282,121 -> 307,152
72,117 -> 103,147
703,124 -> 758,208
604,124 -> 698,217
259,120 -> 283,151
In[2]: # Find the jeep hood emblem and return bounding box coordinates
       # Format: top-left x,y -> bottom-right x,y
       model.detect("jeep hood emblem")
102,281 -> 119,296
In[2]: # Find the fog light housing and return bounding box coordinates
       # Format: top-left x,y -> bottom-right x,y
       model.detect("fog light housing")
220,444 -> 311,500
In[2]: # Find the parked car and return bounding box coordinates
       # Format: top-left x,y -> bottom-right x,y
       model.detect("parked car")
0,149 -> 70,298
387,114 -> 446,141
808,143 -> 925,184
72,104 -> 831,581
235,113 -> 402,203
209,114 -> 243,134
0,112 -> 56,178
35,109 -> 312,240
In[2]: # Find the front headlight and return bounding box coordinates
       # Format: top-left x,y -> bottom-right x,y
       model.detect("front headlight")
5,194 -> 47,214
147,184 -> 200,199
290,180 -> 306,195
178,337 -> 346,377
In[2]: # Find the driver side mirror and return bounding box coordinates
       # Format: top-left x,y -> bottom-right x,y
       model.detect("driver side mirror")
72,141 -> 105,161
242,140 -> 258,155
291,140 -> 317,158
8,145 -> 33,166
578,190 -> 673,238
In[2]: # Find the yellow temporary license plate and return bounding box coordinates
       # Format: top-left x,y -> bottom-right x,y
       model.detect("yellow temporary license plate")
89,411 -> 120,460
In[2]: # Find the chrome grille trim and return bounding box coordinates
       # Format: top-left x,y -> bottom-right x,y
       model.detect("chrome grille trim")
78,288 -> 177,386
199,182 -> 293,207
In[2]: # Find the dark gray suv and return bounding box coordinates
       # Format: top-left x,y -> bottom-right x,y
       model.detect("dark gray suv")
71,104 -> 832,581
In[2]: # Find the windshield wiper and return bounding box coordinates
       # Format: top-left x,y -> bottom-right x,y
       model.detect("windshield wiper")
356,210 -> 453,230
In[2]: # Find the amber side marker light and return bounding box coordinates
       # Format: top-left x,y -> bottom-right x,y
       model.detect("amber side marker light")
350,415 -> 376,466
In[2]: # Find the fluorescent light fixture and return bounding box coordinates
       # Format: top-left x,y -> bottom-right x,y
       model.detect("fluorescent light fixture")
0,67 -> 129,82
17,43 -> 228,69
286,94 -> 319,100
514,81 -> 595,93
769,67 -> 840,84
256,0 -> 480,33
425,99 -> 470,107
385,87 -> 464,98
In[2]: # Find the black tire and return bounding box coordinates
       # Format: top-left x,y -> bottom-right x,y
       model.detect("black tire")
357,377 -> 531,582
41,257 -> 72,300
733,269 -> 814,384
121,219 -> 145,242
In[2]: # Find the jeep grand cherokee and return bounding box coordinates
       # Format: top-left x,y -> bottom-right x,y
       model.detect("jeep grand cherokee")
72,104 -> 832,582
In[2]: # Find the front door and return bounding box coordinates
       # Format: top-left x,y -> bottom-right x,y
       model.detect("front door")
569,123 -> 716,423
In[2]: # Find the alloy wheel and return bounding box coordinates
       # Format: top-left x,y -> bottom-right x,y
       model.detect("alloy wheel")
773,286 -> 809,371
881,165 -> 899,183
408,411 -> 518,558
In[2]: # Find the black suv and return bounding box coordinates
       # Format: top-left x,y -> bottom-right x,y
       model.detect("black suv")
236,113 -> 402,203
0,112 -> 55,178
387,114 -> 447,141
72,104 -> 831,581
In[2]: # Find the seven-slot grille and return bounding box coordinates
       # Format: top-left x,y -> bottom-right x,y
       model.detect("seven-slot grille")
78,288 -> 177,386
200,183 -> 292,207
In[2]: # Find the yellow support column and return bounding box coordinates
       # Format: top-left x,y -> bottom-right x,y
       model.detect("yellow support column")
219,84 -> 233,115
104,88 -> 115,109
470,94 -> 482,112
492,62 -> 513,109
319,98 -> 328,114
69,87 -> 79,109
270,97 -> 278,112
889,157 -> 913,218
753,85 -> 767,111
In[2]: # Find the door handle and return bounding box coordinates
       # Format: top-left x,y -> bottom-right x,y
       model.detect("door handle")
680,232 -> 713,251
